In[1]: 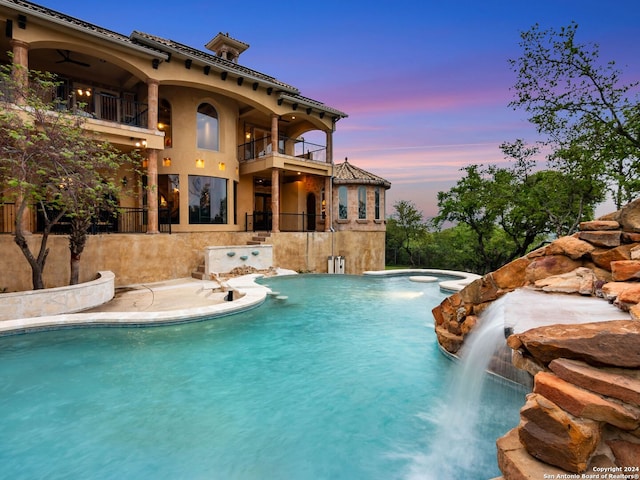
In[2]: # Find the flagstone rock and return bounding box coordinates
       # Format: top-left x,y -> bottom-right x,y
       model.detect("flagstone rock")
618,198 -> 640,232
622,232 -> 640,243
632,245 -> 640,260
496,427 -> 569,480
611,260 -> 640,281
578,230 -> 622,248
549,358 -> 640,406
606,438 -> 640,467
491,257 -> 530,290
631,304 -> 640,321
616,284 -> 640,310
589,244 -> 635,270
459,275 -> 501,305
543,236 -> 595,260
524,255 -> 583,283
579,220 -> 620,231
533,372 -> 640,431
518,393 -> 601,472
600,281 -> 638,301
533,267 -> 596,295
434,324 -> 463,353
512,320 -> 640,368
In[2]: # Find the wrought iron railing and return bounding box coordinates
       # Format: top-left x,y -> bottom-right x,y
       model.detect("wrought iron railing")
245,211 -> 319,232
238,136 -> 326,162
0,204 -> 171,234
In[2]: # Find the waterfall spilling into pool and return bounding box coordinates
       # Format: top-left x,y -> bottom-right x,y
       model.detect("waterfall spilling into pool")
407,297 -> 524,479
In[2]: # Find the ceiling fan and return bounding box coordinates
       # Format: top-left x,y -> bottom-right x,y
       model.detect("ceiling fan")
56,50 -> 90,68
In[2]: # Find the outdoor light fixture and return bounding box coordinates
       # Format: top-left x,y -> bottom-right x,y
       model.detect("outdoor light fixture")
163,157 -> 172,167
218,162 -> 226,171
195,158 -> 205,168
76,88 -> 91,97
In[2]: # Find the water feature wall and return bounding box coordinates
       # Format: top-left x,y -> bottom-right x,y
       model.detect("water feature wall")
431,198 -> 640,477
204,245 -> 273,276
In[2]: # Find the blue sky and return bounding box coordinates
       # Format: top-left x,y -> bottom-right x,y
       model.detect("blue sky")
36,0 -> 640,218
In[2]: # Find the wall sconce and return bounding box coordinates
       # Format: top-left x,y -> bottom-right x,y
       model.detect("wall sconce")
195,158 -> 205,168
76,88 -> 91,97
142,158 -> 148,168
218,162 -> 226,171
245,132 -> 251,140
162,157 -> 172,167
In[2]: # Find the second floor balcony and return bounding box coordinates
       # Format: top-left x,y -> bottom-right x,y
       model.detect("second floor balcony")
238,136 -> 327,163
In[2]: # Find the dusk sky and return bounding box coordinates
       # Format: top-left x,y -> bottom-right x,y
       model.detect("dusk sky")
36,0 -> 640,218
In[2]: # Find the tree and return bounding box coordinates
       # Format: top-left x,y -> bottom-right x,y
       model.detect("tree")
509,22 -> 640,208
386,200 -> 427,267
0,63 -> 135,288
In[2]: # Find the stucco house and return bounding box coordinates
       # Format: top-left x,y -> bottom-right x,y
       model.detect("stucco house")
0,0 -> 391,291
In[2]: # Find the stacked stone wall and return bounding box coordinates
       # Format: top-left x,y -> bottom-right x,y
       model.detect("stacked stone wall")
431,198 -> 640,478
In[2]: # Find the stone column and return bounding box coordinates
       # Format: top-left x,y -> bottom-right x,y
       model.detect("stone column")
271,168 -> 280,233
324,176 -> 332,232
146,79 -> 160,234
271,114 -> 278,154
11,40 -> 32,233
325,130 -> 333,164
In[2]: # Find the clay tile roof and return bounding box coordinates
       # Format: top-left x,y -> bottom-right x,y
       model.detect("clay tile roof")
1,0 -> 166,58
333,159 -> 391,188
131,31 -> 298,93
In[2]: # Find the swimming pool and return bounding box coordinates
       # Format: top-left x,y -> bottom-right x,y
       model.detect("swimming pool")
0,274 -> 523,479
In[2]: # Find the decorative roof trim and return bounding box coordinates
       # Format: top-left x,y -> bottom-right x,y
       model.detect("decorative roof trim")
279,92 -> 348,119
131,31 -> 299,94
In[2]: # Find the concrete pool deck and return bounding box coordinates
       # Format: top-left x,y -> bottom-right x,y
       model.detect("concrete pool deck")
0,269 -> 477,336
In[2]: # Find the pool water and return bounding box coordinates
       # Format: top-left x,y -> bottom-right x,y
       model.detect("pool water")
0,274 -> 524,479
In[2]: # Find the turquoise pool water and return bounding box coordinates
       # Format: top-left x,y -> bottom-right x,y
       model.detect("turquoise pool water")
0,274 -> 524,479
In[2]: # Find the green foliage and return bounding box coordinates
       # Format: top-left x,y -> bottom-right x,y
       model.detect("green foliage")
0,62 -> 139,288
386,200 -> 427,267
509,22 -> 640,208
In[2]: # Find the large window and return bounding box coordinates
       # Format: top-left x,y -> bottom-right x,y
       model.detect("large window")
358,186 -> 366,219
188,175 -> 227,224
375,187 -> 381,220
338,186 -> 348,220
197,103 -> 218,150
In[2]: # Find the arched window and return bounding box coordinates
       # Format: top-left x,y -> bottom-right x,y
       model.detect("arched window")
338,186 -> 348,220
197,103 -> 218,150
358,186 -> 367,219
159,98 -> 172,148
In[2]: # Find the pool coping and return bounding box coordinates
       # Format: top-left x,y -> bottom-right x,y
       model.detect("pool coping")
363,268 -> 480,292
0,273 -> 277,336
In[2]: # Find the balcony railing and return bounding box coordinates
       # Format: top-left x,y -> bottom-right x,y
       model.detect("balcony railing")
57,88 -> 149,128
0,204 -> 171,234
245,211 -> 321,232
0,77 -> 148,128
238,136 -> 326,162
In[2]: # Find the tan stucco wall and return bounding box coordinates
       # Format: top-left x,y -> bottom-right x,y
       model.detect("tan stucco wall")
0,231 -> 385,292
